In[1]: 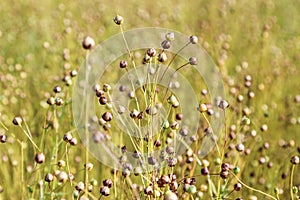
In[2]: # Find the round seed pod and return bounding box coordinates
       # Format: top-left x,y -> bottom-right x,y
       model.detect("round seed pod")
176,113 -> 183,120
144,186 -> 153,195
55,98 -> 63,106
165,32 -> 175,41
99,96 -> 108,105
290,155 -> 300,165
47,97 -> 55,105
82,36 -> 95,50
234,183 -> 242,191
70,70 -> 77,77
63,132 -> 72,142
35,153 -> 45,164
103,84 -> 111,92
158,52 -> 168,62
161,40 -> 171,49
235,144 -> 245,152
53,86 -> 62,93
201,167 -> 209,176
218,100 -> 229,110
147,48 -> 156,57
12,116 -> 22,126
220,170 -> 229,179
119,60 -> 128,68
100,186 -> 110,196
0,135 -> 7,143
189,57 -> 197,65
58,171 -> 68,183
164,190 -> 178,200
113,15 -> 123,25
57,160 -> 66,168
167,157 -> 177,167
190,35 -> 198,44
198,103 -> 207,112
84,162 -> 94,171
102,112 -> 113,122
44,173 -> 54,182
148,156 -> 157,165
221,162 -> 230,171
75,181 -> 85,192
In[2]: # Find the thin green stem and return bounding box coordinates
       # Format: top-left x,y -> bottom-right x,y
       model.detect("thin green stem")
290,164 -> 296,200
230,170 -> 278,200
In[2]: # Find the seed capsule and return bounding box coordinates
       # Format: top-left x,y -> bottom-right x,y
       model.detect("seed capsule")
113,15 -> 124,25
82,36 -> 95,50
119,60 -> 128,68
35,153 -> 45,164
102,112 -> 113,122
75,181 -> 85,192
189,35 -> 198,44
147,48 -> 156,57
189,57 -> 198,65
103,179 -> 113,188
100,186 -> 110,196
291,155 -> 300,165
12,116 -> 22,126
44,173 -> 54,182
158,52 -> 167,62
234,183 -> 242,191
161,40 -> 171,49
0,135 -> 7,143
53,86 -> 62,93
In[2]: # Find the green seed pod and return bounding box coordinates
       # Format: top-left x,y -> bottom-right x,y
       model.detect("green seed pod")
164,190 -> 178,200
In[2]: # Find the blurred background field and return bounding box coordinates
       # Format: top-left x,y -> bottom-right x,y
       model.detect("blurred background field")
0,0 -> 300,199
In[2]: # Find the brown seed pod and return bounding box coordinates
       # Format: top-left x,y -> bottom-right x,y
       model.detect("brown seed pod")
103,179 -> 113,188
35,153 -> 45,164
100,186 -> 110,196
102,112 -> 113,122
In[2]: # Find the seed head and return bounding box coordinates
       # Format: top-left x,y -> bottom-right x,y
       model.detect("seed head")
164,190 -> 178,200
58,171 -> 68,182
44,173 -> 54,182
158,52 -> 168,62
0,135 -> 7,143
47,97 -> 55,105
144,186 -> 153,195
53,86 -> 62,93
82,36 -> 95,50
147,48 -> 156,57
218,99 -> 229,110
35,153 -> 45,164
165,32 -> 175,41
75,181 -> 85,192
103,179 -> 113,188
100,186 -> 110,196
119,60 -> 128,68
63,132 -> 72,142
290,155 -> 300,165
57,160 -> 66,168
189,57 -> 198,65
161,40 -> 171,49
12,116 -> 22,126
234,183 -> 242,191
102,112 -> 113,122
70,70 -> 77,77
84,162 -> 94,171
113,15 -> 124,25
198,103 -> 207,112
189,35 -> 198,44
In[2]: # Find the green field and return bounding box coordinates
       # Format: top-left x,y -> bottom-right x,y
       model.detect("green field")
0,0 -> 300,199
